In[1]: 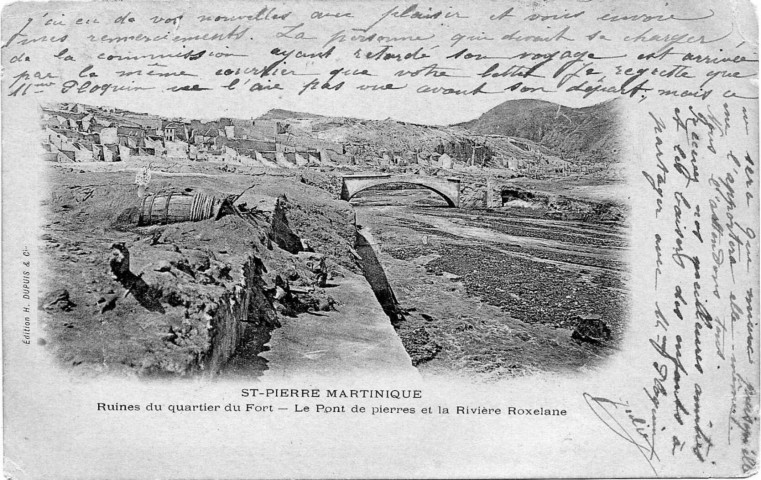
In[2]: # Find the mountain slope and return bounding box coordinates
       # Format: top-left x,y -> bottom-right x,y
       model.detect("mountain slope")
258,109 -> 323,120
253,109 -> 572,169
457,99 -> 622,165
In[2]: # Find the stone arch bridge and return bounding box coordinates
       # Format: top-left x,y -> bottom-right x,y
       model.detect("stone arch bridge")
341,174 -> 460,207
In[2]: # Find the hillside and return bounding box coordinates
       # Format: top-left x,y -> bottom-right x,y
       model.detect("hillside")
43,101 -> 619,178
260,111 -> 566,171
257,109 -> 323,120
457,99 -> 622,166
253,102 -> 622,177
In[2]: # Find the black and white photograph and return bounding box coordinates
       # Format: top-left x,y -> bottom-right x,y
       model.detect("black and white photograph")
2,0 -> 758,478
38,98 -> 627,380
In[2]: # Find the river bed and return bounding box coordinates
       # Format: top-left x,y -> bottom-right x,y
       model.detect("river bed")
352,187 -> 630,380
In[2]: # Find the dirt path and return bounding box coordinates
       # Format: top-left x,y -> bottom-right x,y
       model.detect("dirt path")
261,271 -> 419,379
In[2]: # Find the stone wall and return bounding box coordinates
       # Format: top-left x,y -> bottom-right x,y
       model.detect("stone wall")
459,179 -> 487,208
458,176 -> 516,209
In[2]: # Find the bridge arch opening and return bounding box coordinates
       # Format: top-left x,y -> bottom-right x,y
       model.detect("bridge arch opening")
349,182 -> 456,207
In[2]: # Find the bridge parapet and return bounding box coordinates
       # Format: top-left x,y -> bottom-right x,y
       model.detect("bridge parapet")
342,174 -> 392,179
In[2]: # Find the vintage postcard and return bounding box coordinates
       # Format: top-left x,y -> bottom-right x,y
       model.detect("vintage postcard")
1,0 -> 758,478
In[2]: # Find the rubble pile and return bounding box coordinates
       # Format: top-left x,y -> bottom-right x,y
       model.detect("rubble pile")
38,167 -> 357,377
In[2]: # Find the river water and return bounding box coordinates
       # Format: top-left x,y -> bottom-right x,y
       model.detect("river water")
351,187 -> 629,379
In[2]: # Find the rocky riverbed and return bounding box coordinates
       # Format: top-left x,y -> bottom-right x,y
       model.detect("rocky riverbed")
352,186 -> 629,380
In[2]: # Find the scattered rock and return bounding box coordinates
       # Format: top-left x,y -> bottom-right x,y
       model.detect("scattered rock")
571,314 -> 611,344
185,251 -> 210,272
98,294 -> 118,314
259,232 -> 272,249
317,297 -> 335,312
262,272 -> 277,291
198,272 -> 216,285
170,258 -> 195,278
161,326 -> 178,344
154,260 -> 172,272
515,331 -> 532,342
41,289 -> 76,312
399,326 -> 441,366
210,261 -> 232,281
286,268 -> 300,281
109,243 -> 130,280
149,230 -> 162,245
298,253 -> 329,287
139,357 -> 159,376
270,196 -> 303,254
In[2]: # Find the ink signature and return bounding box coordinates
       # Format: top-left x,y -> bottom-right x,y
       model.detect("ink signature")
583,393 -> 660,475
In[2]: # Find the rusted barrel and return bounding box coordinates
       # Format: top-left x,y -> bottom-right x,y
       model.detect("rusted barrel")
138,193 -> 223,226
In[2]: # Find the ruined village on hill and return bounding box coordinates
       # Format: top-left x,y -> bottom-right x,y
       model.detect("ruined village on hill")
42,101 -> 617,183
